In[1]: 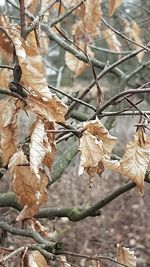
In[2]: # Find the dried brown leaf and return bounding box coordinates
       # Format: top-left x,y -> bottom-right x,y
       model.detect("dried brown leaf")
102,158 -> 121,172
116,244 -> 136,267
0,69 -> 12,89
72,0 -> 102,40
0,16 -> 13,63
27,95 -> 68,123
109,0 -> 123,16
102,29 -> 122,53
65,42 -> 94,76
123,19 -> 144,62
79,118 -> 117,183
11,31 -> 52,99
78,131 -> 104,177
24,250 -> 50,267
0,98 -> 20,166
58,255 -> 71,267
30,119 -> 56,179
120,129 -> 150,194
26,0 -> 40,16
84,117 -> 118,156
31,218 -> 48,237
10,150 -> 48,220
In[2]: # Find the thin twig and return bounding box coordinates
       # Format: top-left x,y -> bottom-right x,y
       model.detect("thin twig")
67,48 -> 143,114
90,45 -> 132,55
50,0 -> 84,26
41,25 -> 124,78
90,88 -> 150,120
19,0 -> 26,38
0,65 -> 14,70
57,251 -> 130,267
26,0 -> 59,35
102,17 -> 150,52
54,26 -> 103,105
48,84 -> 96,111
1,246 -> 26,262
0,88 -> 26,101
0,221 -> 55,247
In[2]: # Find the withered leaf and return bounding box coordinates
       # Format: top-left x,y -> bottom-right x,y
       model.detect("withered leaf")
102,29 -> 122,54
71,0 -> 101,39
79,118 -> 117,183
109,0 -> 123,16
116,244 -> 136,267
11,31 -> 52,99
84,117 -> 118,156
10,150 -> 48,220
78,131 -> 104,177
30,119 -> 56,179
65,42 -> 94,77
24,250 -> 50,267
27,94 -> 68,123
0,98 -> 20,166
31,218 -> 48,237
120,129 -> 150,194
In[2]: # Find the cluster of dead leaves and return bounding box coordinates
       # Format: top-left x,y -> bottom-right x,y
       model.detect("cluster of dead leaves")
64,0 -> 125,76
0,0 -> 146,224
22,243 -> 136,267
79,117 -> 150,194
0,16 -> 68,220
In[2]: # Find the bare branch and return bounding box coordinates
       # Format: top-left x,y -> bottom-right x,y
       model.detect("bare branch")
90,87 -> 150,120
26,0 -> 59,36
102,17 -> 150,52
0,221 -> 55,246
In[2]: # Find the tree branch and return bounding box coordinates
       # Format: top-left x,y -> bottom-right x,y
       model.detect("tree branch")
67,48 -> 143,114
90,87 -> 150,120
41,24 -> 124,77
102,17 -> 150,52
26,0 -> 59,36
0,88 -> 26,101
50,0 -> 84,27
69,174 -> 150,222
0,221 -> 55,247
19,0 -> 26,38
0,173 -> 150,222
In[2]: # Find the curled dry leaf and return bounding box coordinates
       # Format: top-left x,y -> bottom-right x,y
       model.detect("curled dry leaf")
26,0 -> 40,16
24,250 -> 50,267
30,119 -> 56,179
27,94 -> 68,123
123,19 -> 144,62
102,29 -> 122,54
109,0 -> 123,16
10,150 -> 48,220
58,255 -> 71,267
78,131 -> 104,184
65,42 -> 94,77
0,15 -> 13,63
0,69 -> 12,89
116,244 -> 136,267
85,117 -> 118,156
11,31 -> 52,99
0,98 -> 20,166
119,129 -> 150,194
72,0 -> 102,40
131,21 -> 144,62
79,117 -> 117,183
102,158 -> 121,173
102,128 -> 150,195
31,218 -> 48,237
